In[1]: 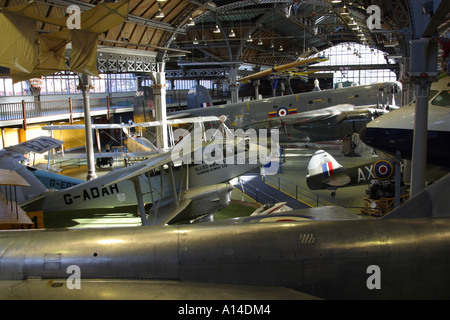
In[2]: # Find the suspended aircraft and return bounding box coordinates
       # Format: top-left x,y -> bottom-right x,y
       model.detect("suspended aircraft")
245,103 -> 391,144
1,129 -> 273,226
0,171 -> 449,299
170,81 -> 402,153
236,56 -> 328,84
361,75 -> 450,168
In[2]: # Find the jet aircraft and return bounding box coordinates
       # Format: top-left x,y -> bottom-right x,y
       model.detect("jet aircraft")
0,172 -> 449,299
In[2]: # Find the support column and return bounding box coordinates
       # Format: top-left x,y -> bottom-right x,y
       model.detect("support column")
253,80 -> 260,100
410,77 -> 430,196
228,66 -> 238,103
151,63 -> 169,151
79,73 -> 97,181
408,38 -> 438,196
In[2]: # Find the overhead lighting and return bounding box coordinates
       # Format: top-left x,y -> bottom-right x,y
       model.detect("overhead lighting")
155,9 -> 164,18
348,18 -> 357,26
156,0 -> 167,2
214,25 -> 220,33
257,39 -> 263,45
187,17 -> 195,26
247,35 -> 253,42
155,3 -> 164,18
341,5 -> 350,15
229,29 -> 235,37
331,0 -> 342,3
279,45 -> 283,52
193,37 -> 199,45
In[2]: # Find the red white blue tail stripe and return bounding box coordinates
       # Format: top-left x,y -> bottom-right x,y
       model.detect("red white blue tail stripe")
322,161 -> 334,177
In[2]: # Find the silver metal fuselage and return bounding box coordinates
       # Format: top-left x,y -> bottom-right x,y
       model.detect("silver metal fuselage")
180,82 -> 401,137
1,216 -> 449,299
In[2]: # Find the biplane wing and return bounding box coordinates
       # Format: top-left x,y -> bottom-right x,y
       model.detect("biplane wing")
41,116 -> 220,131
0,136 -> 63,161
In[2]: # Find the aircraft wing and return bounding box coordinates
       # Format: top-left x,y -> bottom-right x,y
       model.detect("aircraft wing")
237,56 -> 328,83
41,116 -> 220,131
45,151 -> 158,160
320,172 -> 352,187
102,137 -> 199,187
0,136 -> 63,161
245,104 -> 379,130
245,105 -> 347,129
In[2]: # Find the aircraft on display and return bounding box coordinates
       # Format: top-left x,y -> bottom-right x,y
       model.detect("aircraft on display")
0,172 -> 449,299
361,75 -> 450,168
244,103 -> 391,144
1,130 -> 272,226
0,169 -> 34,227
236,56 -> 329,84
169,81 -> 402,151
41,116 -> 220,161
306,150 -> 396,192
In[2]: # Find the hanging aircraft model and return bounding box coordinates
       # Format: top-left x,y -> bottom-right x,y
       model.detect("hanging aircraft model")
1,127 -> 274,226
361,75 -> 450,168
170,80 -> 402,152
0,171 -> 449,300
236,56 -> 328,84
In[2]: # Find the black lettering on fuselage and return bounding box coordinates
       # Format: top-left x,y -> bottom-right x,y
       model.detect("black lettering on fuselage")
63,184 -> 120,205
83,189 -> 91,201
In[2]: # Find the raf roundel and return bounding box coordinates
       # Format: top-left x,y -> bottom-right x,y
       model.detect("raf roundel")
277,107 -> 288,117
373,160 -> 394,180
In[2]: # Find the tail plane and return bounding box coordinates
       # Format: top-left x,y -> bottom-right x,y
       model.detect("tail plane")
307,150 -> 343,178
306,150 -> 349,190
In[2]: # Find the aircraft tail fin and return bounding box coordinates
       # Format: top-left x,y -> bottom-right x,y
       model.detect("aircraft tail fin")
306,150 -> 343,179
187,85 -> 213,109
382,173 -> 450,219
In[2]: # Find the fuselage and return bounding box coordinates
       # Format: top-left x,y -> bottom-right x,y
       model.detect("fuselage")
1,216 -> 449,299
23,159 -> 257,214
363,76 -> 450,167
177,81 -> 402,143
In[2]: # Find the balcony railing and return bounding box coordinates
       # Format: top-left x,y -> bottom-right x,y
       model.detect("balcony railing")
0,89 -> 231,128
0,96 -> 134,129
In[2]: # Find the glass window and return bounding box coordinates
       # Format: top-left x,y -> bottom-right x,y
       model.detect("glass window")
0,79 -> 5,96
5,79 -> 14,96
431,90 -> 450,107
53,77 -> 62,94
314,43 -> 397,85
